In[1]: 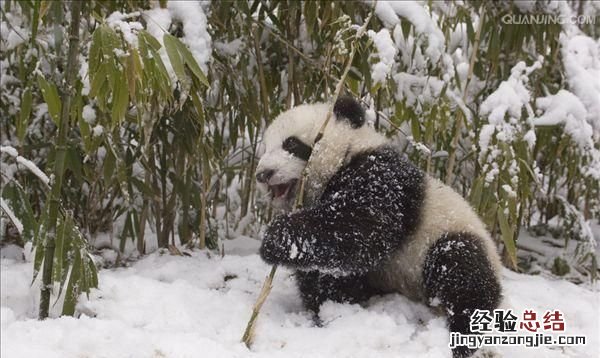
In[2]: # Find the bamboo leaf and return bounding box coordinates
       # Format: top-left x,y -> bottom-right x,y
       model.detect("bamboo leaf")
39,1 -> 51,19
304,1 -> 318,36
89,25 -> 104,74
190,91 -> 205,123
37,75 -> 62,124
89,63 -> 107,99
163,34 -> 186,82
497,207 -> 518,268
52,215 -> 68,283
178,43 -> 210,87
111,69 -> 129,125
410,116 -> 421,142
32,210 -> 49,284
103,147 -> 117,184
86,254 -> 98,291
62,248 -> 81,316
78,114 -> 92,152
1,181 -> 36,242
139,30 -> 161,51
31,0 -> 40,46
469,177 -> 484,210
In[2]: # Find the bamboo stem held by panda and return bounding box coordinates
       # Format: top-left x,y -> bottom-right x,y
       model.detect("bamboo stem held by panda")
295,7 -> 374,210
241,7 -> 375,348
241,265 -> 277,347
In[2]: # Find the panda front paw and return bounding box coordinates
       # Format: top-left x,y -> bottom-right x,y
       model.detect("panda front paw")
259,222 -> 291,265
260,212 -> 315,268
259,234 -> 287,265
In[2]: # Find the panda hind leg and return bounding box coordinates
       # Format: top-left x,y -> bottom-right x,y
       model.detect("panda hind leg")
422,232 -> 502,358
295,270 -> 377,321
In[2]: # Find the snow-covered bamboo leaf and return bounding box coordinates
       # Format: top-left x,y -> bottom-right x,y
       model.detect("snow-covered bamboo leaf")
51,215 -> 68,284
78,114 -> 92,152
1,182 -> 36,242
62,248 -> 81,316
85,254 -> 98,292
32,209 -> 49,284
100,26 -> 122,57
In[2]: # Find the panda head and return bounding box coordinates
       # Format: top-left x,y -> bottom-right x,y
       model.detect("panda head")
256,96 -> 388,210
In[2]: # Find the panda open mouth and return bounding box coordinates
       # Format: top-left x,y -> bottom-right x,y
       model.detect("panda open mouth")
268,179 -> 298,200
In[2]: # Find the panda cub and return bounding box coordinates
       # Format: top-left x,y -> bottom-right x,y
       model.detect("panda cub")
256,96 -> 502,358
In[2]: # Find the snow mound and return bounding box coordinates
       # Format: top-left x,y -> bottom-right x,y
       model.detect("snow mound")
1,250 -> 598,358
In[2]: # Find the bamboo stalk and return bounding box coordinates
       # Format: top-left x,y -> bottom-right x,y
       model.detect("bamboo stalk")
241,8 -> 375,347
39,0 -> 82,319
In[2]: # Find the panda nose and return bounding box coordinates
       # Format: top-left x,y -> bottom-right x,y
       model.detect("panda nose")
256,169 -> 274,184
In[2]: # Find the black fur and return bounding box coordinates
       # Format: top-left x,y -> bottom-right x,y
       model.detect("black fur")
260,146 -> 425,274
423,232 -> 502,358
295,270 -> 378,314
333,96 -> 365,128
282,136 -> 313,161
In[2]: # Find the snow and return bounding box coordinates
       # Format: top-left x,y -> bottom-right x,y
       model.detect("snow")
166,1 -> 212,73
534,90 -> 593,149
92,125 -> 104,137
15,156 -> 50,185
82,104 -> 97,124
106,11 -> 144,47
480,61 -> 540,126
501,185 -> 517,199
367,29 -> 397,84
0,9 -> 29,51
214,38 -> 244,57
0,198 -> 23,234
373,1 -> 445,63
143,1 -> 212,83
1,145 -> 50,185
560,35 -> 600,134
1,239 -> 598,358
142,6 -> 173,79
393,73 -> 445,107
0,145 -> 18,158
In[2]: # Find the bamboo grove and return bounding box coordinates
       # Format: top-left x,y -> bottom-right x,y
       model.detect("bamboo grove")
0,1 -> 598,318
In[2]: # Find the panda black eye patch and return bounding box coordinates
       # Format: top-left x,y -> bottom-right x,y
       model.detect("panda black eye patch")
282,136 -> 312,161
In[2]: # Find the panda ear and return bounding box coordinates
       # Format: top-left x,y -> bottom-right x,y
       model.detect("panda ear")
333,95 -> 365,128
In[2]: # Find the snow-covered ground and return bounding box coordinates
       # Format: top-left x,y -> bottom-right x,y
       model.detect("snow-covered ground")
1,238 -> 598,358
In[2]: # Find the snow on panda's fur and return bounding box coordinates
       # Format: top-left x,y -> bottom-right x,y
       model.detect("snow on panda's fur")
256,96 -> 503,358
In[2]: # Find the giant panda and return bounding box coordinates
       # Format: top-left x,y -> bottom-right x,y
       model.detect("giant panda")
256,96 -> 503,358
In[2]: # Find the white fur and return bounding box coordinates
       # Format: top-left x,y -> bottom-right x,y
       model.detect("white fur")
367,177 -> 503,301
257,103 -> 387,205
